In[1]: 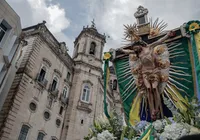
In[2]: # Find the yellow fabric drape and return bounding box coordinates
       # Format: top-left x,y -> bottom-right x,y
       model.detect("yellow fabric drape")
129,93 -> 141,126
141,128 -> 152,140
166,85 -> 188,112
194,32 -> 200,60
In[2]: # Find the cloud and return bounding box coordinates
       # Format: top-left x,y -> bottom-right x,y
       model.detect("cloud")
7,0 -> 72,54
84,0 -> 143,52
26,0 -> 73,54
84,0 -> 200,52
27,0 -> 70,32
6,0 -> 33,27
6,0 -> 200,55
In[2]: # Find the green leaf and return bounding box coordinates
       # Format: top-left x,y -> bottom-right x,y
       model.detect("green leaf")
120,126 -> 126,140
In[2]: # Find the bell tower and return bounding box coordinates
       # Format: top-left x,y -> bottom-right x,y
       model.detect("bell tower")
72,20 -> 106,72
63,21 -> 106,140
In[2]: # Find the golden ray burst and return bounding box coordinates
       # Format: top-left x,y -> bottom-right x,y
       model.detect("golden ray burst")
123,23 -> 140,42
149,17 -> 168,37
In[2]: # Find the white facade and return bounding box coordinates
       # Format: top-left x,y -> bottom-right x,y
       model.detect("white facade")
0,13 -> 121,140
63,26 -> 114,140
0,0 -> 22,110
0,22 -> 73,140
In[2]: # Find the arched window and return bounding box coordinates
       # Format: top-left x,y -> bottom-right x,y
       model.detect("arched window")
37,132 -> 45,140
66,72 -> 71,81
51,136 -> 58,140
18,125 -> 30,140
51,77 -> 58,91
62,87 -> 68,98
89,42 -> 96,55
113,79 -> 117,90
38,66 -> 46,82
81,85 -> 90,102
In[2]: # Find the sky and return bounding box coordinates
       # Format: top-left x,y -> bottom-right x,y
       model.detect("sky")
6,0 -> 200,56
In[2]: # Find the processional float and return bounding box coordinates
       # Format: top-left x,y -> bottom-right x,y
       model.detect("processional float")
103,6 -> 200,126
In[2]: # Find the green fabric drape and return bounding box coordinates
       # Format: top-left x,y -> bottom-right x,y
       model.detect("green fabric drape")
104,59 -> 110,118
191,33 -> 200,94
185,20 -> 200,96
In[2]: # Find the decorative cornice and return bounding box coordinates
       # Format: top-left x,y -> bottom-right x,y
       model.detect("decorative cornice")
75,61 -> 103,73
54,69 -> 62,77
83,80 -> 93,86
77,52 -> 103,63
21,122 -> 32,128
38,130 -> 47,135
74,27 -> 106,45
73,68 -> 102,78
77,100 -> 92,113
64,79 -> 72,86
42,58 -> 52,67
73,68 -> 81,74
22,22 -> 74,70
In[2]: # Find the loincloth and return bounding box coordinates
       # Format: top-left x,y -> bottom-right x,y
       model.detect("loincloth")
142,69 -> 160,82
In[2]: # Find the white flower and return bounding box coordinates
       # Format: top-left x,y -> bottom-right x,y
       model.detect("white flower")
97,130 -> 116,140
168,117 -> 175,124
90,137 -> 97,140
153,120 -> 163,131
181,129 -> 189,137
159,123 -> 190,140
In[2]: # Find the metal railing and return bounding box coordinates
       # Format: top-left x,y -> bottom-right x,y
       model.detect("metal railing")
36,74 -> 48,88
48,84 -> 59,97
60,95 -> 68,104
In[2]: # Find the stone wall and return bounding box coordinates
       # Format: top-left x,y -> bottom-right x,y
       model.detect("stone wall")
0,25 -> 73,139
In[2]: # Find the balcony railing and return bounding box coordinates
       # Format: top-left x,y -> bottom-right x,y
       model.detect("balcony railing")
48,85 -> 59,98
60,95 -> 68,105
64,78 -> 72,86
36,74 -> 48,88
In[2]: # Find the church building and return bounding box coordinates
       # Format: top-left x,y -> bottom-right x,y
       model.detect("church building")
0,19 -> 119,140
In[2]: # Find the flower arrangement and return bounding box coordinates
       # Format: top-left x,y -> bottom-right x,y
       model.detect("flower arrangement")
84,97 -> 200,140
84,110 -> 136,140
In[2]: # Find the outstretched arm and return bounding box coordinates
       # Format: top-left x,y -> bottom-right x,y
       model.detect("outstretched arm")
149,31 -> 175,48
118,48 -> 134,54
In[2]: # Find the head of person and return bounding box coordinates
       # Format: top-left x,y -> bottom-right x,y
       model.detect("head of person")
131,40 -> 147,54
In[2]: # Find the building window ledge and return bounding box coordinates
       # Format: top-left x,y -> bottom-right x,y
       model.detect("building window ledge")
35,74 -> 48,88
64,78 -> 72,86
59,95 -> 69,105
76,100 -> 92,113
